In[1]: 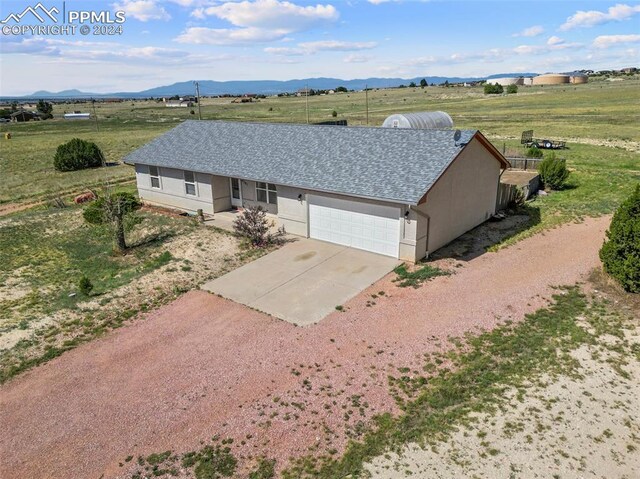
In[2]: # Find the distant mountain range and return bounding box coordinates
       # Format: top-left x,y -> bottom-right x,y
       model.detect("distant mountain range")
5,73 -> 540,99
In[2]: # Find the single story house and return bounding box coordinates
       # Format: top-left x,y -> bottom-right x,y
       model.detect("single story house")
124,120 -> 508,262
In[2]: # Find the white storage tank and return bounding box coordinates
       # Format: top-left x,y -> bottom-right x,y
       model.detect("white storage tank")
490,77 -> 524,86
382,111 -> 453,129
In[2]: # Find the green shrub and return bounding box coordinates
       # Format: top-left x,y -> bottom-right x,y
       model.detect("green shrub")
53,138 -> 104,172
331,110 -> 337,117
599,185 -> 640,293
249,458 -> 276,479
526,146 -> 543,158
484,83 -> 504,94
538,152 -> 570,190
393,263 -> 449,288
233,206 -> 285,247
78,276 -> 93,296
506,84 -> 518,94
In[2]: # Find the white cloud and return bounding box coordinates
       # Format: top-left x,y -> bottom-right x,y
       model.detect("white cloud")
298,40 -> 377,52
513,25 -> 544,37
547,36 -> 564,46
181,1 -> 339,46
0,37 -> 60,56
592,34 -> 640,49
112,0 -> 170,21
263,46 -> 306,56
193,0 -> 338,31
264,40 -> 377,56
343,54 -> 373,63
560,3 -> 640,31
175,26 -> 286,44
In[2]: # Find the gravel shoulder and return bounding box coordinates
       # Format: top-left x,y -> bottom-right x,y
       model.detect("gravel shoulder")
367,325 -> 640,479
0,216 -> 611,478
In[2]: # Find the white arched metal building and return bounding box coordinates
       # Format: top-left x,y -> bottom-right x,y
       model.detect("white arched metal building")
382,111 -> 453,129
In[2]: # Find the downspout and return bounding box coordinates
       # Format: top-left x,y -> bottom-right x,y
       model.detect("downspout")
496,165 -> 508,213
409,205 -> 431,259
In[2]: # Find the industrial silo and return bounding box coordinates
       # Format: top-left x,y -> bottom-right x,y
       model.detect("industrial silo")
569,73 -> 588,84
532,74 -> 570,85
381,111 -> 453,129
491,77 -> 524,86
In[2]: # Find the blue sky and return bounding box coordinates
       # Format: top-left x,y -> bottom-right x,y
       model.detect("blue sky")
1,0 -> 639,95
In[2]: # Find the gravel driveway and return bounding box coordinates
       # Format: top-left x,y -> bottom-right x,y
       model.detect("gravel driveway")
0,216 -> 610,479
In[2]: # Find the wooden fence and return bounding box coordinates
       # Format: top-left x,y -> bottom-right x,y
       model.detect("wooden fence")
496,183 -> 522,211
505,157 -> 542,170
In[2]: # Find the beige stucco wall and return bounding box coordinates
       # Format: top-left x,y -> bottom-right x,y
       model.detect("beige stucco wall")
135,164 -> 214,214
413,137 -> 500,255
212,175 -> 232,212
240,180 -> 278,215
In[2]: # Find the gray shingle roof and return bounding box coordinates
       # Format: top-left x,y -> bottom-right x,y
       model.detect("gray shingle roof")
124,120 -> 480,205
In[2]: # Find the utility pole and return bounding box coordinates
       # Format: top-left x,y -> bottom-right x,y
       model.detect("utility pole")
305,83 -> 310,124
194,81 -> 202,120
365,84 -> 369,126
91,99 -> 99,132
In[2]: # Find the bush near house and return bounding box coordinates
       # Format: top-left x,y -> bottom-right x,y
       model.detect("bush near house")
599,184 -> 640,293
233,206 -> 285,247
538,152 -> 570,190
506,84 -> 518,94
54,138 -> 105,172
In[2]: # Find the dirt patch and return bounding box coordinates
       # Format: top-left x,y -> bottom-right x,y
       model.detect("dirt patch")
367,324 -> 640,478
0,216 -> 611,479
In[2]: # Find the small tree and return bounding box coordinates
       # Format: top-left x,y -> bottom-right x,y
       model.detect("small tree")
83,190 -> 141,253
233,206 -> 284,247
335,86 -> 348,93
331,110 -> 337,117
54,138 -> 104,172
484,83 -> 504,94
37,100 -> 53,119
538,152 -> 570,190
420,78 -> 428,88
599,185 -> 640,293
408,81 -> 417,88
506,84 -> 518,94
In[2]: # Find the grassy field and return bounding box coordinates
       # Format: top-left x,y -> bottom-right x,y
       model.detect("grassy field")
1,76 -> 638,205
0,195 -> 268,383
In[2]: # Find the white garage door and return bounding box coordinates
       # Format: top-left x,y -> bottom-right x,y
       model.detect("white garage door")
308,195 -> 400,257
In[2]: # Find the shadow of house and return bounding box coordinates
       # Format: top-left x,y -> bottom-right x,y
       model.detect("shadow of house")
430,204 -> 541,262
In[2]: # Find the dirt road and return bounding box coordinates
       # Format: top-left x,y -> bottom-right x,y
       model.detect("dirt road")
0,216 -> 610,478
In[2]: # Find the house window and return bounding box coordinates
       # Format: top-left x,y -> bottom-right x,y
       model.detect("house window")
149,165 -> 161,189
184,170 -> 197,196
256,182 -> 277,205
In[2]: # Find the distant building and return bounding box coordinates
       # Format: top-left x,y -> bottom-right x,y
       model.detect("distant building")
64,112 -> 91,120
166,100 -> 193,108
10,110 -> 39,122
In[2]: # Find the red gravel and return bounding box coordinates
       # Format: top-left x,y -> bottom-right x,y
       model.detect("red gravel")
0,216 -> 610,478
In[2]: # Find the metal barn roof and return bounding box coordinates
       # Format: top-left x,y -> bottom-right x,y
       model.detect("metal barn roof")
124,120 -> 502,205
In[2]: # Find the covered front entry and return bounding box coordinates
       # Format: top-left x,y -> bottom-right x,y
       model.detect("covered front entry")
229,178 -> 242,207
308,195 -> 401,258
